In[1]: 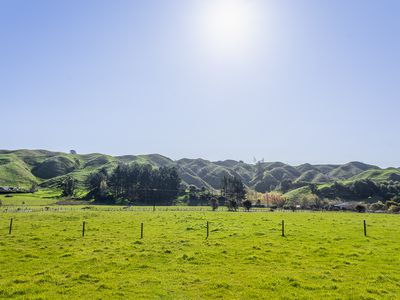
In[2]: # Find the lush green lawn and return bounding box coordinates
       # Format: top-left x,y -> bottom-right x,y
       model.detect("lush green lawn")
0,210 -> 399,299
0,190 -> 61,206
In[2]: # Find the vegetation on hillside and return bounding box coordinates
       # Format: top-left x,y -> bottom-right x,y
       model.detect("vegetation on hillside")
86,163 -> 181,205
1,150 -> 400,208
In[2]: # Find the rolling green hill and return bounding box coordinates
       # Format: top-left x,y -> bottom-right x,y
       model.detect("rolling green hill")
349,168 -> 400,182
0,150 -> 398,192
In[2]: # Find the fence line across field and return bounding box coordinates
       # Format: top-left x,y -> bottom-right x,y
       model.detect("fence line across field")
0,205 -> 346,214
4,218 -> 370,239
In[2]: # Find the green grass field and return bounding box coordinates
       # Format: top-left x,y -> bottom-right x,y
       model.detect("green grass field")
0,210 -> 399,299
0,190 -> 61,206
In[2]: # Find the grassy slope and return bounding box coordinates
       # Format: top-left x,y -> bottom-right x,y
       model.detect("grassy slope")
0,154 -> 38,187
285,168 -> 400,201
349,168 -> 400,182
0,211 -> 398,299
284,186 -> 312,201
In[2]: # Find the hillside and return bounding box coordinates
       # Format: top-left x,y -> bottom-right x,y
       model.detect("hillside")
0,149 -> 398,192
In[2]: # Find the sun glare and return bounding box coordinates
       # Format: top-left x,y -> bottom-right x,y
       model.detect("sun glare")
193,0 -> 262,61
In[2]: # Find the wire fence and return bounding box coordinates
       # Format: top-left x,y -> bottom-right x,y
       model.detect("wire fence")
3,216 -> 372,239
0,205 -> 372,214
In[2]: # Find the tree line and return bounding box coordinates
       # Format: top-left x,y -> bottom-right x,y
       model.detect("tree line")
85,163 -> 181,205
174,175 -> 249,210
59,165 -> 250,209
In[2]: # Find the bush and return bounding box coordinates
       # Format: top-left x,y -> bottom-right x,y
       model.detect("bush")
265,192 -> 287,208
386,200 -> 398,209
210,197 -> 219,211
391,196 -> 400,203
242,200 -> 252,211
355,204 -> 366,213
227,199 -> 239,212
300,194 -> 324,209
388,204 -> 400,213
369,201 -> 386,211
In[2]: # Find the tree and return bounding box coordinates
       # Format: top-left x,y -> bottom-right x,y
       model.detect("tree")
99,163 -> 181,205
227,199 -> 239,212
309,194 -> 325,210
29,183 -> 38,193
86,168 -> 109,202
255,160 -> 264,176
350,180 -> 377,199
198,190 -> 211,206
187,185 -> 199,204
355,204 -> 366,213
210,197 -> 219,211
264,192 -> 287,208
278,179 -> 293,193
62,176 -> 75,197
369,201 -> 385,211
221,175 -> 246,211
386,200 -> 398,209
243,199 -> 252,211
309,183 -> 317,194
388,204 -> 400,213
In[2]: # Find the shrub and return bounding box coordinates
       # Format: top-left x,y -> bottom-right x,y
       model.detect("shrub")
386,200 -> 398,209
355,204 -> 366,213
369,201 -> 386,211
391,196 -> 400,203
265,192 -> 287,208
242,200 -> 252,211
227,199 -> 239,212
388,204 -> 400,213
210,197 -> 219,211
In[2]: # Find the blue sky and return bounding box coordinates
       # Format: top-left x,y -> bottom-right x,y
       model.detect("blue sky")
1,0 -> 399,166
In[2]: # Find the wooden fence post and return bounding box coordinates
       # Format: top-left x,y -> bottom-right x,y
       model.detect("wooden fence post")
82,221 -> 86,237
281,220 -> 285,237
363,220 -> 367,237
9,218 -> 13,235
206,221 -> 209,239
140,223 -> 144,239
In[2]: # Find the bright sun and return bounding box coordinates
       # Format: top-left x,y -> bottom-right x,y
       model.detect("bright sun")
193,0 -> 261,60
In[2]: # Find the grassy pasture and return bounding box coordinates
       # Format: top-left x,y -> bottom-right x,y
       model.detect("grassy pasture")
0,210 -> 399,299
0,190 -> 61,206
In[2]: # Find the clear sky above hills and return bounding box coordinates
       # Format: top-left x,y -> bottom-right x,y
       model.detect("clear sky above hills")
1,0 -> 399,167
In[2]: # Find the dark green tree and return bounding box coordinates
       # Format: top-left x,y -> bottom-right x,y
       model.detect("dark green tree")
221,175 -> 246,211
210,196 -> 219,211
243,199 -> 252,211
62,176 -> 75,197
86,168 -> 110,202
105,163 -> 181,205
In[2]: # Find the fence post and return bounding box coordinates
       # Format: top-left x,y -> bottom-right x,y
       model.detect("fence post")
281,220 -> 285,237
363,220 -> 367,237
206,221 -> 209,239
9,218 -> 13,235
140,223 -> 144,239
82,221 -> 86,237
